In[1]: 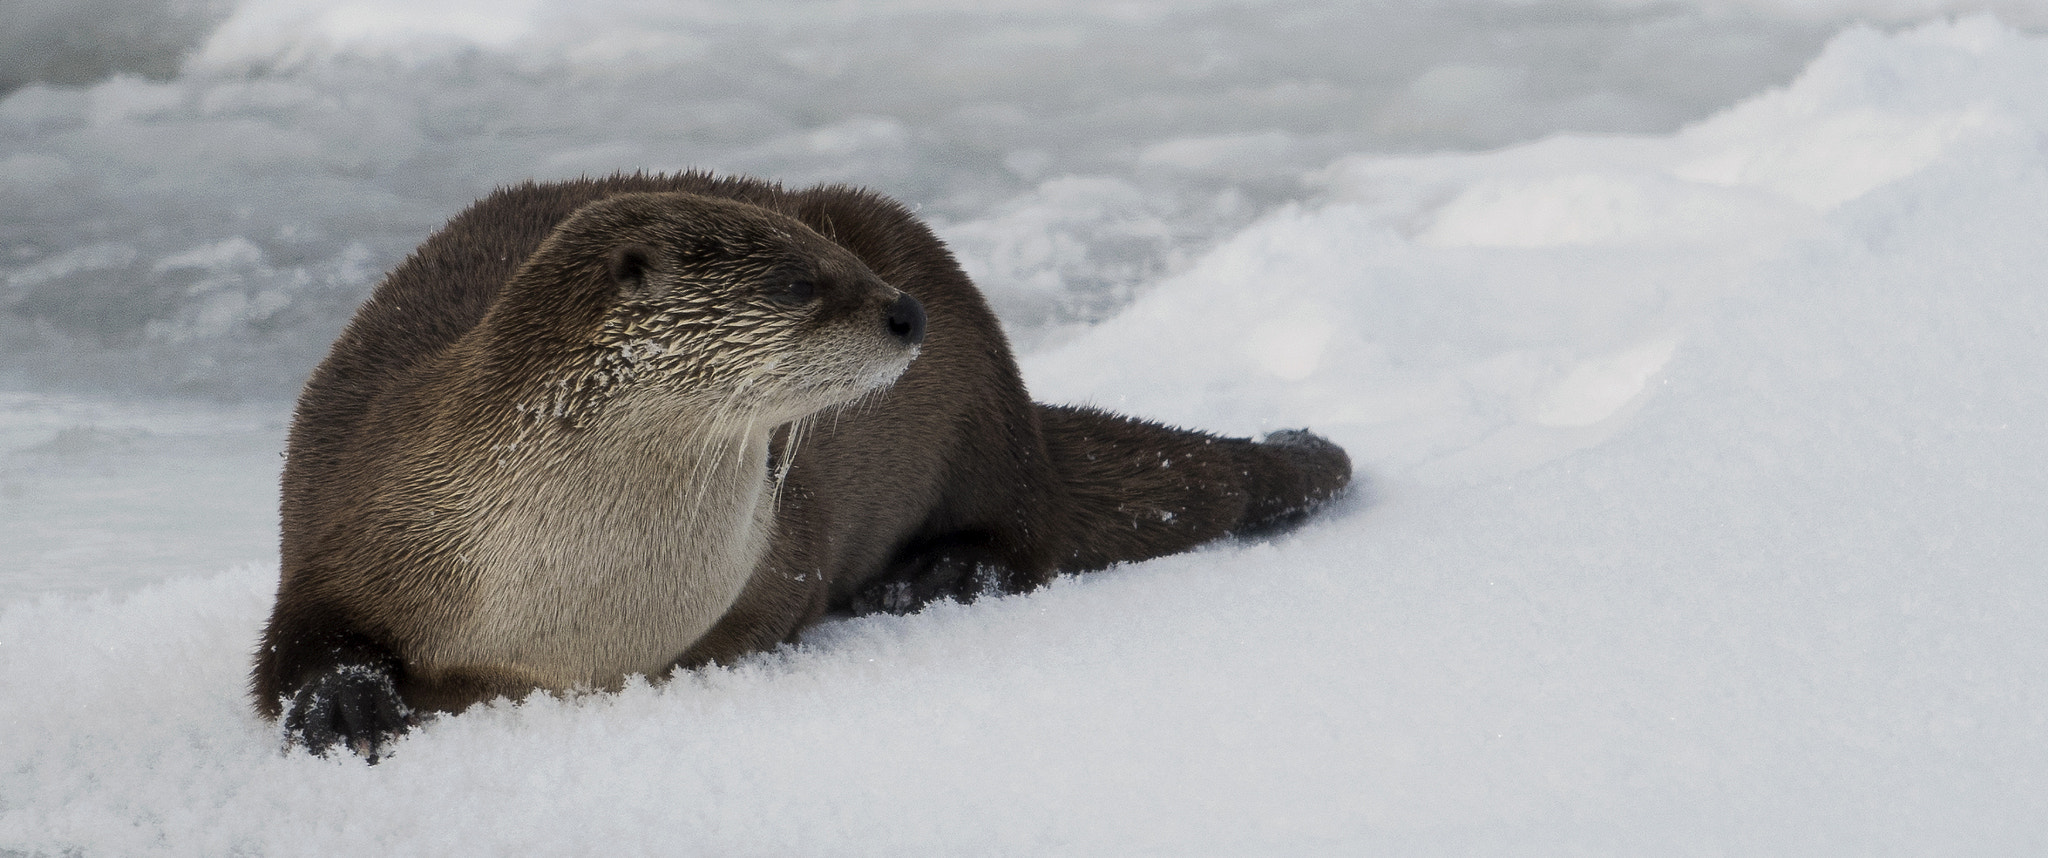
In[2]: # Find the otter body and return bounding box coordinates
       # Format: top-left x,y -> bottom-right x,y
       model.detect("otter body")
255,173 -> 1350,759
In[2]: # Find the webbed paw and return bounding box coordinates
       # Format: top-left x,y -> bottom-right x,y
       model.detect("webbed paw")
282,663 -> 415,764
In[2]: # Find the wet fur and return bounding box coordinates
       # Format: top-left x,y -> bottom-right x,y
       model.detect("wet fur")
254,173 -> 1351,759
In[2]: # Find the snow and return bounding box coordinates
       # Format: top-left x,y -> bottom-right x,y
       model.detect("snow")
4,2 -> 2048,854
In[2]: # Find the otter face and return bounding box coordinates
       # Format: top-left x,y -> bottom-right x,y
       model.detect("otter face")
523,192 -> 925,427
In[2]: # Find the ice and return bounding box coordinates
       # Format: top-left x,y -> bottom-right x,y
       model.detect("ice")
2,0 -> 1874,397
0,392 -> 284,596
4,3 -> 2048,855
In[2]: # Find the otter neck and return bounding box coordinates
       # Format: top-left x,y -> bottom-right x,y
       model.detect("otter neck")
419,389 -> 784,691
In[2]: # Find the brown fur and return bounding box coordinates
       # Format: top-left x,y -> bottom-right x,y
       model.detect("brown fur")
253,172 -> 1350,759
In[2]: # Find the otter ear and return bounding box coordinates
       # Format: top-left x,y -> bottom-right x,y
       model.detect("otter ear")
608,244 -> 658,296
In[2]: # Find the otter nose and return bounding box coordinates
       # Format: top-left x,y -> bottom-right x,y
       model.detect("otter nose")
886,292 -> 926,347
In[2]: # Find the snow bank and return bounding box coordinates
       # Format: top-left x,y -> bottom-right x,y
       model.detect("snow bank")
4,17 -> 2046,855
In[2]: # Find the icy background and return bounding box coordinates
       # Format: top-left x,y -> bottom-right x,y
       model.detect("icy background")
4,0 -> 2048,854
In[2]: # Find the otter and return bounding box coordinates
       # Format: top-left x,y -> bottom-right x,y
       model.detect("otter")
254,172 -> 1350,761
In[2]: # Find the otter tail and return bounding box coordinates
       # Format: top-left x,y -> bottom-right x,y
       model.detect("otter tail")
1036,404 -> 1352,572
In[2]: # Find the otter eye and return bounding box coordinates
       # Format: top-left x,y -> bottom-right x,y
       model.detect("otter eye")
773,279 -> 818,306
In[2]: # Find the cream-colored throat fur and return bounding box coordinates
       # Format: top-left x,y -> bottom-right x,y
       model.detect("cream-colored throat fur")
414,402 -> 779,692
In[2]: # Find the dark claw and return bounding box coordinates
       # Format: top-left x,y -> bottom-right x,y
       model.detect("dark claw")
283,663 -> 415,764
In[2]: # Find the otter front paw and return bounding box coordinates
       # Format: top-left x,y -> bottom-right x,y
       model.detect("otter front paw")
282,664 -> 415,764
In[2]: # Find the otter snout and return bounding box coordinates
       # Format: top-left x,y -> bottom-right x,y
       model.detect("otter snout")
887,292 -> 927,347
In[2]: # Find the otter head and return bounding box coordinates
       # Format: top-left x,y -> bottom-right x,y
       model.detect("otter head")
487,192 -> 926,427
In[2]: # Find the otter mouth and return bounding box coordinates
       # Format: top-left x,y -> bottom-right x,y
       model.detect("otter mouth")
724,331 -> 914,428
868,345 -> 919,387
813,290 -> 921,400
799,345 -> 917,408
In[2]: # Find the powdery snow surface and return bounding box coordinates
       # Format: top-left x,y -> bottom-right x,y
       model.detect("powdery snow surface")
5,9 -> 2048,857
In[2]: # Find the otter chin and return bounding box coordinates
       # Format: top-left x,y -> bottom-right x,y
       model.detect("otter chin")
254,173 -> 1352,761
